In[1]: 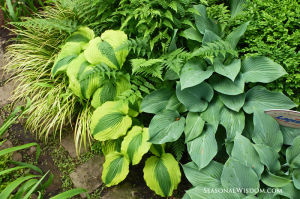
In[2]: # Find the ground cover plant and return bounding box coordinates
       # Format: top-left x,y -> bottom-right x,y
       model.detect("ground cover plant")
3,0 -> 300,198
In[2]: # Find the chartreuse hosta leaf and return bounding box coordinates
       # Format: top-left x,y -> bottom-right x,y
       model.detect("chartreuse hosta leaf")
243,86 -> 296,114
273,183 -> 300,198
219,93 -> 245,112
102,152 -> 130,186
261,171 -> 292,188
176,82 -> 214,112
241,57 -> 287,83
148,109 -> 185,144
91,75 -> 131,108
67,53 -> 90,98
52,42 -> 82,76
221,157 -> 260,196
66,26 -> 95,48
180,59 -> 214,90
286,135 -> 300,168
210,73 -> 244,95
200,96 -> 224,129
84,30 -> 128,70
280,126 -> 300,145
121,126 -> 151,165
253,144 -> 281,174
143,153 -> 181,197
231,134 -> 264,179
213,58 -> 241,81
150,144 -> 166,157
220,106 -> 245,142
102,138 -> 123,155
90,101 -> 132,141
184,112 -> 205,143
253,109 -> 283,152
187,124 -> 218,170
226,21 -> 249,49
141,88 -> 175,114
182,161 -> 223,187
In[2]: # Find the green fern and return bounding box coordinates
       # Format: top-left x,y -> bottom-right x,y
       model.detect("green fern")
115,37 -> 152,58
172,138 -> 185,161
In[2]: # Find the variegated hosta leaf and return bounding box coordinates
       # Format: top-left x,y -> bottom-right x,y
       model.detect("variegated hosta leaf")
187,124 -> 218,170
182,161 -> 223,187
102,138 -> 123,156
91,75 -> 131,109
102,152 -> 130,186
184,112 -> 205,143
143,153 -> 181,197
253,108 -> 283,152
150,144 -> 166,157
121,126 -> 151,165
176,81 -> 214,112
90,101 -> 132,141
220,106 -> 245,142
221,157 -> 260,196
52,42 -> 82,76
67,53 -> 90,98
79,64 -> 102,99
231,134 -> 264,179
148,109 -> 185,144
286,135 -> 300,168
243,86 -> 296,114
84,30 -> 128,70
66,26 -> 95,48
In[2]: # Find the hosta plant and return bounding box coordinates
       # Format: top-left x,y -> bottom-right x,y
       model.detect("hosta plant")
140,3 -> 300,199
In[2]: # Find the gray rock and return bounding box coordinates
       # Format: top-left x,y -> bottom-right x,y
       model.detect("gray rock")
0,80 -> 19,108
70,155 -> 105,198
61,134 -> 89,158
26,146 -> 37,155
0,132 -> 9,139
0,139 -> 13,150
0,117 -> 3,126
12,152 -> 22,162
101,182 -> 140,199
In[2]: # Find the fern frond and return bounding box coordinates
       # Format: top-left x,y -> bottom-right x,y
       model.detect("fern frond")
115,37 -> 151,57
172,138 -> 185,161
79,64 -> 123,82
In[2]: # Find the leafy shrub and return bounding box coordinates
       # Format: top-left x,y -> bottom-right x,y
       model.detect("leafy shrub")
228,0 -> 300,106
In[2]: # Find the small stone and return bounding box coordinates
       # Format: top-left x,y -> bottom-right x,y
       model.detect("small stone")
0,81 -> 19,108
101,182 -> 140,199
0,132 -> 9,139
30,194 -> 38,199
0,139 -> 13,150
70,155 -> 105,198
61,134 -> 89,158
12,153 -> 22,162
0,117 -> 3,126
27,146 -> 37,155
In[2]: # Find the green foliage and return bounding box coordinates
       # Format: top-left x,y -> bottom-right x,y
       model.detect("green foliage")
228,0 -> 300,106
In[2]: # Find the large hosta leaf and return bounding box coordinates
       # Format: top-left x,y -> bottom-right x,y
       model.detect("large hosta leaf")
226,22 -> 249,49
231,134 -> 264,179
66,26 -> 95,47
182,161 -> 223,187
150,144 -> 166,157
141,88 -> 175,114
148,109 -> 185,144
166,94 -> 187,113
184,185 -> 240,199
219,93 -> 245,112
292,168 -> 300,189
243,86 -> 296,114
261,171 -> 292,188
176,82 -> 214,112
102,152 -> 130,186
180,59 -> 214,90
143,153 -> 181,197
210,73 -> 244,95
221,157 -> 260,196
230,0 -> 247,19
102,138 -> 123,155
220,106 -> 245,142
280,126 -> 300,145
273,183 -> 300,198
202,30 -> 221,45
121,126 -> 151,165
213,58 -> 241,81
90,101 -> 132,141
52,42 -> 82,76
241,57 -> 287,83
286,135 -> 300,168
253,109 -> 283,152
187,124 -> 218,170
253,144 -> 281,174
200,96 -> 224,129
193,5 -> 223,37
184,112 -> 205,143
179,27 -> 203,42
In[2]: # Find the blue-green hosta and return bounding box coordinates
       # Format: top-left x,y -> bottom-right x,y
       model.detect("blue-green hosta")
52,27 -> 181,197
141,3 -> 300,199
